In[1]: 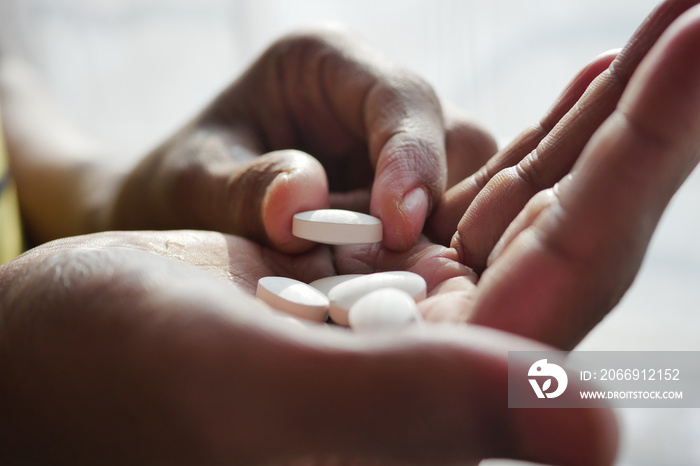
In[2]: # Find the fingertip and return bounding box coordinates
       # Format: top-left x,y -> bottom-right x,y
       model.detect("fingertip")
261,150 -> 329,254
373,186 -> 430,251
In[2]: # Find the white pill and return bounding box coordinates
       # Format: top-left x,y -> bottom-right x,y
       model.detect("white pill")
256,276 -> 329,322
309,274 -> 364,296
292,209 -> 382,245
348,288 -> 420,332
327,271 -> 427,326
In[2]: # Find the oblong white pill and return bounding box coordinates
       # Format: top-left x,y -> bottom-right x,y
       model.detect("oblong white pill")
328,271 -> 427,326
348,288 -> 420,332
256,276 -> 329,322
292,209 -> 382,245
309,274 -> 364,296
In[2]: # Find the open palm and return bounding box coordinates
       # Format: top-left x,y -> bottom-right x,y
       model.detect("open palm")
0,228 -> 616,465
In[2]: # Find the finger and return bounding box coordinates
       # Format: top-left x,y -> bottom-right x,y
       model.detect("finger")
450,0 -> 700,270
443,102 -> 498,189
428,48 -> 617,247
333,235 -> 479,325
468,4 -> 700,349
487,186 -> 559,267
286,30 -> 452,252
221,28 -> 454,253
333,235 -> 477,294
365,73 -> 448,252
256,150 -> 330,253
331,234 -> 479,326
112,128 -> 330,254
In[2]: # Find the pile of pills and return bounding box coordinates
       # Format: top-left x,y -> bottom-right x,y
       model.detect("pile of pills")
256,209 -> 425,332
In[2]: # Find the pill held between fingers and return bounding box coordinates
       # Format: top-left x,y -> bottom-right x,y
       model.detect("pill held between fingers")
327,271 -> 427,326
292,209 -> 382,245
309,274 -> 364,296
256,276 -> 330,322
348,288 -> 420,332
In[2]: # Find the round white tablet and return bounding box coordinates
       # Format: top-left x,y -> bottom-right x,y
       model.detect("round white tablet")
256,276 -> 329,322
348,288 -> 420,332
327,271 -> 427,326
292,209 -> 382,245
309,274 -> 364,296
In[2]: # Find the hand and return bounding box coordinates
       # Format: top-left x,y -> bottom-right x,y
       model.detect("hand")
426,0 -> 700,348
0,230 -> 616,465
107,27 -> 496,253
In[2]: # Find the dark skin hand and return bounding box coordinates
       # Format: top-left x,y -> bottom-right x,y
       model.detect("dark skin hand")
423,0 -> 700,349
0,230 -> 617,466
107,27 -> 497,254
0,23 -> 614,465
7,2 -> 700,463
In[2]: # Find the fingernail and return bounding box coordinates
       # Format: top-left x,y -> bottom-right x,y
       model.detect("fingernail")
399,187 -> 430,245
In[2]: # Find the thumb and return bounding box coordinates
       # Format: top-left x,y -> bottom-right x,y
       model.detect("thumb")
223,149 -> 330,254
111,130 -> 329,254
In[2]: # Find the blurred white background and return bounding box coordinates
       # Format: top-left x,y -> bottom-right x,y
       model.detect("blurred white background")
2,0 -> 699,464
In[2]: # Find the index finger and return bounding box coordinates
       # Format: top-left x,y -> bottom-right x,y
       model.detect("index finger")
303,29 -> 449,252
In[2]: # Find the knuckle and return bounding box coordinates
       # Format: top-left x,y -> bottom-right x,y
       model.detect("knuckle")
447,120 -> 496,151
380,135 -> 446,192
446,120 -> 498,164
402,72 -> 438,101
514,151 -> 548,195
379,71 -> 441,109
267,25 -> 351,59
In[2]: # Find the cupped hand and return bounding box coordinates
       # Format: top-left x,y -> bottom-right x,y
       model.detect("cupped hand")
0,230 -> 616,466
426,0 -> 700,349
108,27 -> 496,254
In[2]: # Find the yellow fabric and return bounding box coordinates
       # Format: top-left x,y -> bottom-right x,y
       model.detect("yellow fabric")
0,106 -> 23,265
